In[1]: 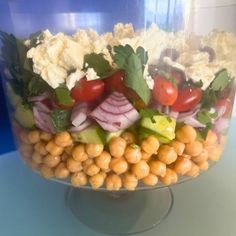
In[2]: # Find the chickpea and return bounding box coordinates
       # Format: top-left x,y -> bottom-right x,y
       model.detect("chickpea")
132,160 -> 150,179
45,141 -> 63,156
149,160 -> 166,177
123,172 -> 138,191
40,165 -> 54,179
184,141 -> 203,157
61,152 -> 69,162
197,161 -> 209,171
99,171 -> 107,179
141,135 -> 160,155
141,151 -> 152,161
32,151 -> 43,164
43,154 -> 61,168
95,151 -> 111,170
89,173 -> 105,189
34,142 -> 48,156
84,164 -> 100,177
85,144 -> 104,158
110,158 -> 128,175
19,131 -> 31,144
72,144 -> 88,162
124,145 -> 142,164
121,132 -> 136,145
181,154 -> 191,159
71,172 -> 87,187
40,132 -> 53,142
82,159 -> 94,168
186,162 -> 199,177
109,137 -> 127,158
174,157 -> 192,175
106,174 -> 122,191
192,149 -> 208,163
28,130 -> 40,144
170,141 -> 185,156
176,125 -> 197,143
206,145 -> 222,161
19,143 -> 33,158
65,145 -> 74,155
160,168 -> 178,185
54,163 -> 70,179
54,131 -> 72,147
203,130 -> 218,147
66,158 -> 83,173
142,174 -> 158,186
157,145 -> 177,165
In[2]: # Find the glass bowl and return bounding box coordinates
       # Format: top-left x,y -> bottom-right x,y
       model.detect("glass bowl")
0,0 -> 235,234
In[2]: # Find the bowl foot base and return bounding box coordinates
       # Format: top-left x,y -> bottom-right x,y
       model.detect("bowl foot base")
65,187 -> 173,235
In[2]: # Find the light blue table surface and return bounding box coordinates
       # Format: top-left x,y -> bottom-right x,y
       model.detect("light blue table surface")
0,119 -> 235,236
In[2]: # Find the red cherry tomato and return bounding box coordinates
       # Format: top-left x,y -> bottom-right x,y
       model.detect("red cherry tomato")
152,75 -> 178,106
71,78 -> 105,102
216,99 -> 232,118
171,70 -> 185,86
172,87 -> 202,112
104,70 -> 126,94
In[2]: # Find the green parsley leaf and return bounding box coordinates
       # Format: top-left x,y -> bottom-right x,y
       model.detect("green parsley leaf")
28,76 -> 52,96
50,109 -> 71,132
136,46 -> 148,70
55,84 -> 73,106
83,53 -> 112,78
114,44 -> 134,68
113,45 -> 151,104
211,69 -> 232,91
140,108 -> 160,119
197,109 -> 218,125
201,88 -> 217,109
197,124 -> 213,139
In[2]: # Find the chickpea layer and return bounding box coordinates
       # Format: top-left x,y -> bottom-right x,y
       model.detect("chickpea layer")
17,126 -> 224,190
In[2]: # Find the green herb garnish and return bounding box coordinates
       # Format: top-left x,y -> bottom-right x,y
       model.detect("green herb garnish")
197,109 -> 218,125
50,108 -> 71,132
83,53 -> 112,78
55,84 -> 73,106
211,69 -> 232,91
113,45 -> 151,104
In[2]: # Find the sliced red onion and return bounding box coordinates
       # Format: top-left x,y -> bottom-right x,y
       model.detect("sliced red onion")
70,119 -> 92,132
90,92 -> 140,132
215,106 -> 227,118
182,117 -> 206,128
28,92 -> 49,102
169,111 -> 179,119
214,118 -> 229,134
177,107 -> 200,122
71,103 -> 90,127
34,101 -> 51,113
33,107 -> 55,133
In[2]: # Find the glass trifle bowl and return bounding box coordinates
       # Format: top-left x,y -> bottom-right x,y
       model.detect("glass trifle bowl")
0,0 -> 236,234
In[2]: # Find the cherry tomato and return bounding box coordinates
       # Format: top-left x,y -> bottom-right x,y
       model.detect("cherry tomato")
104,70 -> 126,94
172,87 -> 202,112
71,78 -> 105,102
152,75 -> 178,106
171,70 -> 185,86
216,99 -> 232,118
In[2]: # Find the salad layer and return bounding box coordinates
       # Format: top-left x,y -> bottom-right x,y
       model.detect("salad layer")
0,23 -> 235,189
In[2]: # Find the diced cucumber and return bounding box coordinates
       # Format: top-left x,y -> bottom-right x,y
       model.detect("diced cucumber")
140,115 -> 176,141
72,125 -> 107,144
14,104 -> 35,128
139,127 -> 171,144
106,130 -> 124,142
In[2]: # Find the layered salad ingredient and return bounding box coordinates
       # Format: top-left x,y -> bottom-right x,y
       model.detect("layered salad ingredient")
0,23 -> 235,190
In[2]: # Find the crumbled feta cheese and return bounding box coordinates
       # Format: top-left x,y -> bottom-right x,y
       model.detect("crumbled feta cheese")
66,69 -> 85,90
163,57 -> 186,72
145,76 -> 154,90
86,68 -> 100,81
